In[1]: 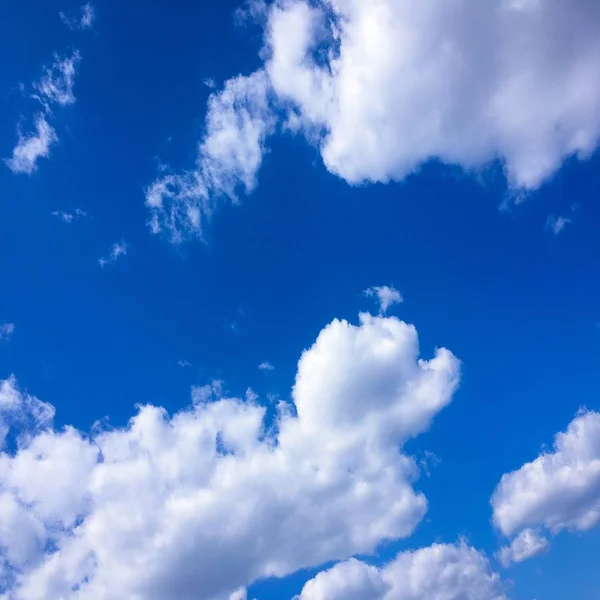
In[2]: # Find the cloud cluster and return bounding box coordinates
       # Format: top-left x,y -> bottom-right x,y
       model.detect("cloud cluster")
5,39 -> 85,174
491,410 -> 600,564
295,541 -> 506,600
148,0 -> 600,242
0,312 -> 459,599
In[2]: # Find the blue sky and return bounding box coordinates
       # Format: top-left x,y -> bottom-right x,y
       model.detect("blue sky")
1,1 -> 600,599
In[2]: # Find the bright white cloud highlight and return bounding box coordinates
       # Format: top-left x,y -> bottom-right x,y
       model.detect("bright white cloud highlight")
295,541 -> 506,600
0,312 -> 459,599
4,117 -> 58,175
364,285 -> 403,315
99,241 -> 128,267
0,323 -> 15,341
491,410 -> 600,562
146,70 -> 274,243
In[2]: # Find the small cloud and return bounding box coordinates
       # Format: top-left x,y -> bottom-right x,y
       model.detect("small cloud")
0,323 -> 15,341
498,529 -> 549,567
177,359 -> 192,368
203,78 -> 216,90
33,51 -> 81,109
545,215 -> 572,236
364,285 -> 403,315
60,3 -> 95,30
52,208 -> 87,224
258,362 -> 274,371
4,116 -> 57,175
419,450 -> 441,477
99,241 -> 128,268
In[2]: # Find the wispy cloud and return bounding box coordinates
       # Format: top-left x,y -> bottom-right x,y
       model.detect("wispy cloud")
364,285 -> 403,315
258,361 -> 274,371
99,241 -> 128,268
0,323 -> 15,341
33,51 -> 81,109
51,208 -> 87,224
177,359 -> 192,368
545,215 -> 572,236
60,3 -> 95,30
4,116 -> 57,175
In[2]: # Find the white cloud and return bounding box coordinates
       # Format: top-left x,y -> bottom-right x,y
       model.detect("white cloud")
364,285 -> 403,315
33,51 -> 81,109
4,116 -> 58,175
0,312 -> 459,599
497,529 -> 548,567
545,215 -> 572,235
99,241 -> 128,268
295,541 -> 506,600
258,361 -> 274,371
0,323 -> 15,341
60,3 -> 95,30
151,0 -> 600,243
52,208 -> 87,224
491,410 -> 600,562
263,0 -> 600,191
146,70 -> 275,243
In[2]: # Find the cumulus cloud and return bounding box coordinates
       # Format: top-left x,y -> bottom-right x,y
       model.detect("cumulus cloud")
145,70 -> 275,243
4,117 -> 58,175
295,541 -> 506,600
0,312 -> 459,599
0,323 -> 15,341
497,528 -> 548,567
491,410 -> 600,562
98,241 -> 128,267
60,3 -> 95,30
148,0 -> 600,242
364,285 -> 403,315
33,51 -> 81,109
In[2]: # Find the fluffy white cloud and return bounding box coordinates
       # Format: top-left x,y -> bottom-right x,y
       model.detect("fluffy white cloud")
33,51 -> 81,109
4,116 -> 58,175
146,71 -> 274,243
0,312 -> 459,599
264,0 -> 600,190
150,0 -> 600,242
364,286 -> 403,315
98,241 -> 128,267
497,529 -> 548,567
491,410 -> 600,562
295,541 -> 506,600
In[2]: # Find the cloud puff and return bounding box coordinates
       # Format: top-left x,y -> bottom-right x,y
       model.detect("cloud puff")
145,70 -> 274,243
258,361 -> 274,371
98,241 -> 128,268
33,51 -> 81,109
52,208 -> 87,224
545,215 -> 572,235
364,285 -> 403,315
0,323 -> 15,342
491,410 -> 600,562
148,0 -> 600,242
0,312 -> 459,599
60,3 -> 95,30
497,528 -> 548,567
4,116 -> 58,175
295,541 -> 506,600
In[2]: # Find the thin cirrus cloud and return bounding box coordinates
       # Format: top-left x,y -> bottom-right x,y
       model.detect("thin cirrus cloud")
51,208 -> 87,224
146,0 -> 600,244
4,116 -> 57,175
0,311 -> 461,599
258,361 -> 274,371
98,241 -> 128,268
0,323 -> 15,342
491,410 -> 600,565
60,3 -> 95,30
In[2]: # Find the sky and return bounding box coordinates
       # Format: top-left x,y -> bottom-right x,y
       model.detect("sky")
1,1 -> 600,599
